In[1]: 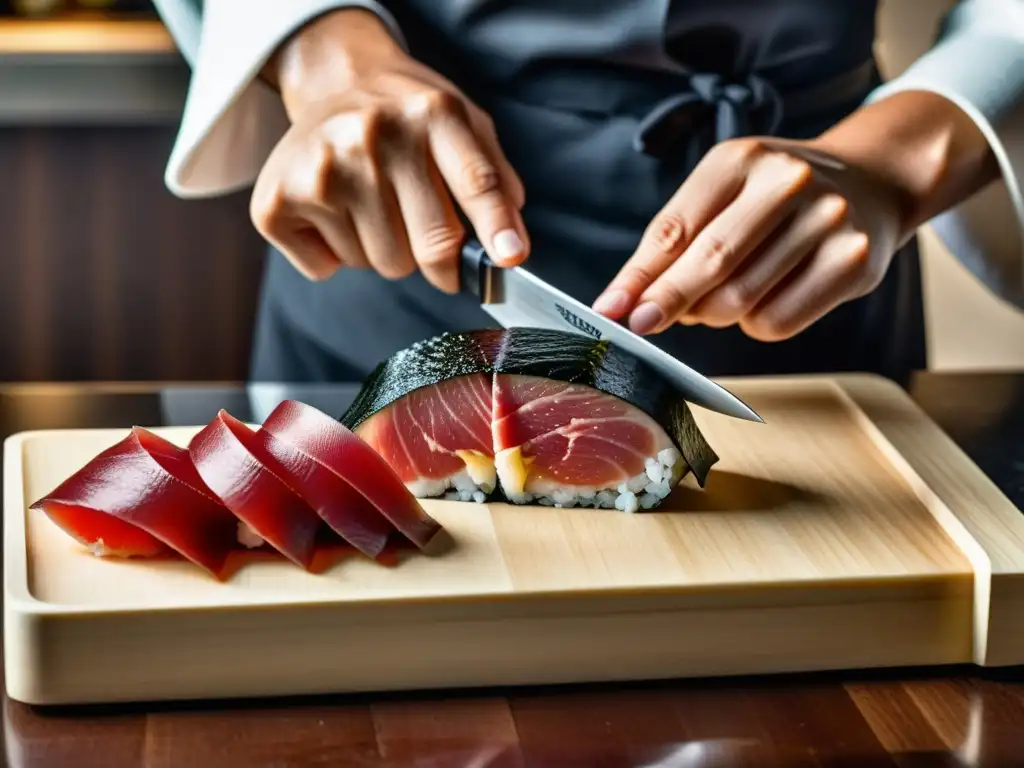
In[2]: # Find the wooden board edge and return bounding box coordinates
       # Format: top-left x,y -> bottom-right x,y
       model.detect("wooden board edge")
829,372 -> 1024,667
3,433 -> 33,611
4,582 -> 972,706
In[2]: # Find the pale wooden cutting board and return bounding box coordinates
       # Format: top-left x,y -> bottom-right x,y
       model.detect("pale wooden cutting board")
5,374 -> 1023,705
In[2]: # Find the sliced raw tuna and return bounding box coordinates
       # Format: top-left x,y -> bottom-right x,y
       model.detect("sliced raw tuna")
355,373 -> 495,501
261,400 -> 441,549
492,374 -> 680,505
254,414 -> 395,558
189,410 -> 325,570
30,427 -> 239,576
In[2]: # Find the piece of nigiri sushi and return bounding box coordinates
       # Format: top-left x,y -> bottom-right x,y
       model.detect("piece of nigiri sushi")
340,328 -> 720,512
30,427 -> 239,576
261,400 -> 441,549
188,410 -> 326,570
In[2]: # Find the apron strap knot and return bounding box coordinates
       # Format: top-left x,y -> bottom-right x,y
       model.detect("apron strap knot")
633,71 -> 784,158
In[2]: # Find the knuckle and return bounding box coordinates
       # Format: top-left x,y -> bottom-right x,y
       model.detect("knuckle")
248,191 -> 273,231
647,213 -> 687,253
414,224 -> 466,266
699,234 -> 734,277
459,159 -> 502,199
839,232 -> 873,279
249,183 -> 284,234
718,282 -> 755,314
820,194 -> 850,226
332,134 -> 369,167
327,111 -> 381,164
846,232 -> 872,266
781,155 -> 814,186
421,89 -> 468,122
846,234 -> 883,294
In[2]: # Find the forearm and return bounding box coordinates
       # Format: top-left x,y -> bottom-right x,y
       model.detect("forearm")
810,90 -> 1001,241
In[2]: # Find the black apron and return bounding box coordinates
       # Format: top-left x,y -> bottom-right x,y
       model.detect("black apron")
250,0 -> 926,386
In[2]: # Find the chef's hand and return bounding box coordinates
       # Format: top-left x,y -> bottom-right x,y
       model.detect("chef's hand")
251,9 -> 528,293
593,91 -> 998,341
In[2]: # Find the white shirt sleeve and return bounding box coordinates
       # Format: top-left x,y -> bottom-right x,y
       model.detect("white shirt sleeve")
868,0 -> 1024,308
150,0 -> 406,199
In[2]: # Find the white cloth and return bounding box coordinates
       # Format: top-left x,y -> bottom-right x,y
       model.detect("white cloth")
150,0 -> 404,198
152,0 -> 1024,306
868,0 -> 1024,307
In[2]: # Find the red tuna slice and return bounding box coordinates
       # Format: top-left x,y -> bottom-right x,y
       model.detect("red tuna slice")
492,374 -> 677,501
355,373 -> 495,501
30,427 -> 239,576
189,410 -> 324,570
261,400 -> 441,549
253,426 -> 394,558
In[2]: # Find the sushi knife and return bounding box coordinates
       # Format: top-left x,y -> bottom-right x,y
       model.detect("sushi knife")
459,238 -> 764,423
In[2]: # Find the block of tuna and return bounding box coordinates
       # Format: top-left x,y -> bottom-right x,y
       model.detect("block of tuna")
340,328 -> 719,512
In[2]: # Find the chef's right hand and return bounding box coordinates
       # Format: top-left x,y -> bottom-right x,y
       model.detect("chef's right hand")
251,8 -> 529,293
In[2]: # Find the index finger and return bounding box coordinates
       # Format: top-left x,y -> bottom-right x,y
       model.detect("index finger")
591,142 -> 755,320
427,100 -> 529,267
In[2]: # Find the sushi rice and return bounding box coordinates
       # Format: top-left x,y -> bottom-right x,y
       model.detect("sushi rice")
435,445 -> 685,513
415,467 -> 493,505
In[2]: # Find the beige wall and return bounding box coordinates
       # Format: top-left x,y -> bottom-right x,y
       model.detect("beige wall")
876,0 -> 1024,370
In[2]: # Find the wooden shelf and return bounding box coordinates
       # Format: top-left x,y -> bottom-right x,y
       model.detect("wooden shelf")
0,14 -> 176,58
0,14 -> 188,124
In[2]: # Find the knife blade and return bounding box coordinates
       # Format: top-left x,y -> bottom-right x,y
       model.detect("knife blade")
460,239 -> 763,423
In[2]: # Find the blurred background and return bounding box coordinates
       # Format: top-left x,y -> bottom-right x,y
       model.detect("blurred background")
0,0 -> 1021,383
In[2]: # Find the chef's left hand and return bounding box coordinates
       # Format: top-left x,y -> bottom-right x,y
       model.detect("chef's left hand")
592,136 -> 908,341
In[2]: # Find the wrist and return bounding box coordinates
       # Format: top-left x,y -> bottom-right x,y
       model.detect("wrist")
262,7 -> 405,120
810,90 -> 999,236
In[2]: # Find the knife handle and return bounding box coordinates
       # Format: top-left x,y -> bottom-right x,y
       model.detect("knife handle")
459,238 -> 494,300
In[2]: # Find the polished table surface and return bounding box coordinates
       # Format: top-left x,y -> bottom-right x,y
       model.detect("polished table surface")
1,372 -> 1023,767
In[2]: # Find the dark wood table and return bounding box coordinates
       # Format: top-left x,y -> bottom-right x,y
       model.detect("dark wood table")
2,373 -> 1023,767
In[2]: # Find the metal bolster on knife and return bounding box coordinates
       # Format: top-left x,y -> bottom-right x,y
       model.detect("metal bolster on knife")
460,239 -> 496,303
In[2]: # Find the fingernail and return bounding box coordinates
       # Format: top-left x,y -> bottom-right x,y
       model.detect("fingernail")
491,229 -> 524,265
592,289 -> 631,317
629,302 -> 664,335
